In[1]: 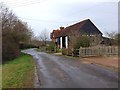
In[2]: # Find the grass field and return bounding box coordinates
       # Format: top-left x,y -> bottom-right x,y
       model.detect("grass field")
2,53 -> 34,88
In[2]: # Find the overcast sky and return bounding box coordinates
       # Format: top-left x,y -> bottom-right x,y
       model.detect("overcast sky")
1,0 -> 119,37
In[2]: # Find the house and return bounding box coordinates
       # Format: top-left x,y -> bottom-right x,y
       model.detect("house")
50,19 -> 105,49
100,37 -> 116,46
50,27 -> 64,48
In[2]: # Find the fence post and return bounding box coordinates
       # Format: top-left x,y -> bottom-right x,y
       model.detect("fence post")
79,47 -> 81,57
61,48 -> 63,55
78,46 -> 118,57
72,48 -> 74,57
110,46 -> 112,56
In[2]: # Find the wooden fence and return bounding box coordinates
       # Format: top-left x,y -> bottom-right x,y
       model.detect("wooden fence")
62,46 -> 118,57
80,46 -> 118,57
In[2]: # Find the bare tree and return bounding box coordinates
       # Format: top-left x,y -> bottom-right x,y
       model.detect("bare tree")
105,31 -> 117,39
1,4 -> 20,61
31,36 -> 41,47
38,29 -> 49,47
90,34 -> 102,46
69,30 -> 103,49
1,3 -> 33,62
69,30 -> 90,49
114,33 -> 120,46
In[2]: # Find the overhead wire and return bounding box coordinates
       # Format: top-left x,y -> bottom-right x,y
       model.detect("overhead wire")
51,2 -> 115,25
6,0 -> 36,5
13,0 -> 47,8
3,0 -> 115,26
54,3 -> 102,20
14,2 -> 102,24
18,17 -> 77,23
6,0 -> 48,8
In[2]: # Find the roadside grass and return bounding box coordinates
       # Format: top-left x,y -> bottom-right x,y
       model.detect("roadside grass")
2,53 -> 34,88
0,65 -> 2,89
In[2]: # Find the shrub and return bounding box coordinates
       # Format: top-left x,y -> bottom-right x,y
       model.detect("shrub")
46,42 -> 55,51
72,36 -> 90,49
2,35 -> 20,63
20,43 -> 39,49
62,48 -> 72,55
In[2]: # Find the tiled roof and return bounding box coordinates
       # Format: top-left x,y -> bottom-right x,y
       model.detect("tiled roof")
51,19 -> 102,38
50,30 -> 61,39
56,19 -> 89,37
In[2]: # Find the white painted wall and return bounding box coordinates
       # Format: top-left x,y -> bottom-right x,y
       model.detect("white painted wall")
60,37 -> 62,49
65,36 -> 68,48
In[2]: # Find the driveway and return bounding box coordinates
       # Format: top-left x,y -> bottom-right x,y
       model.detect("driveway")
22,49 -> 118,88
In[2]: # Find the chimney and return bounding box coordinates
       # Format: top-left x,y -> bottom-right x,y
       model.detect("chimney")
60,27 -> 64,30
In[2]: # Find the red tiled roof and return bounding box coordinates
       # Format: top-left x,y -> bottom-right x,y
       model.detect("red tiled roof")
50,29 -> 61,39
53,30 -> 61,38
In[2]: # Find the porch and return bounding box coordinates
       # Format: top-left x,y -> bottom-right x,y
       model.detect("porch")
56,36 -> 68,49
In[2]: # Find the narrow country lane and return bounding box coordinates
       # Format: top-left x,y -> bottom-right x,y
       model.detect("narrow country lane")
22,49 -> 118,88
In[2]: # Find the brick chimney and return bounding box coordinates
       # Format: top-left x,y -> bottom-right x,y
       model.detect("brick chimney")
60,27 -> 64,30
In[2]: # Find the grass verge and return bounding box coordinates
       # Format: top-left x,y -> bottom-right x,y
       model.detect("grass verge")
0,65 -> 2,89
2,53 -> 34,88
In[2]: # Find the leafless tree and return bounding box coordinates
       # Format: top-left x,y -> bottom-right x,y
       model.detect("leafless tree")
38,29 -> 49,46
90,34 -> 102,46
105,31 -> 117,39
1,3 -> 33,62
31,36 -> 41,47
69,30 -> 104,49
105,31 -> 119,45
113,33 -> 120,46
69,30 -> 90,49
69,30 -> 81,49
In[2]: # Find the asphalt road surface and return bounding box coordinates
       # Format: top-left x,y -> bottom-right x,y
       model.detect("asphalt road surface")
22,49 -> 118,88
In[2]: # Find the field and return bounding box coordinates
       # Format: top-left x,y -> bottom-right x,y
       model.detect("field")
2,53 -> 34,88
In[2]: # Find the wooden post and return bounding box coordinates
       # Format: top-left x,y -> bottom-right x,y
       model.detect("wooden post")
72,48 -> 74,57
79,48 -> 81,57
